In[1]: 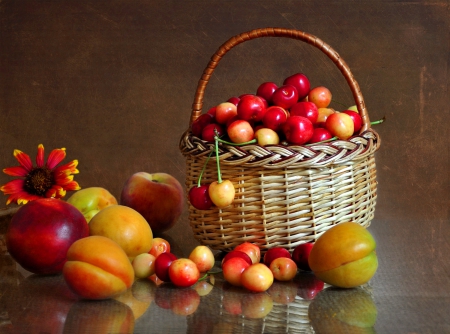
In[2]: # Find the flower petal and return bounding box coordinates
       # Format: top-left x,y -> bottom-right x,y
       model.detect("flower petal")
53,160 -> 79,176
13,149 -> 33,171
36,144 -> 45,167
54,174 -> 74,186
46,148 -> 66,170
0,179 -> 25,195
46,185 -> 66,199
63,181 -> 81,191
3,166 -> 29,177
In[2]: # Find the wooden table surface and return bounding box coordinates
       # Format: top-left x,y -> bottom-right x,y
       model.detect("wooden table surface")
0,1 -> 449,333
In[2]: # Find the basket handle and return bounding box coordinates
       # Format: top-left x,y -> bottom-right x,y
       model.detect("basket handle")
190,27 -> 372,133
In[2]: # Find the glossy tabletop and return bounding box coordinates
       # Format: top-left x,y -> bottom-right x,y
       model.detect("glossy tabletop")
0,1 -> 449,333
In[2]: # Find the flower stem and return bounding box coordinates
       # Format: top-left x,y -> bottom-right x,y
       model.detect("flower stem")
197,151 -> 214,188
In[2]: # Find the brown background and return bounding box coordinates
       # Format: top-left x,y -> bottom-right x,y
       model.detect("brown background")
1,1 -> 449,332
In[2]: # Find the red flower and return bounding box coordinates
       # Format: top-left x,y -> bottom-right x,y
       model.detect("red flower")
1,144 -> 80,205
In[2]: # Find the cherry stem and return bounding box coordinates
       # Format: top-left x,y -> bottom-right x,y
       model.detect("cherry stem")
214,133 -> 222,184
197,150 -> 214,187
371,116 -> 386,125
197,269 -> 223,282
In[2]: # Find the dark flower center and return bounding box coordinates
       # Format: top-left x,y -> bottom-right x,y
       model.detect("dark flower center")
24,167 -> 54,196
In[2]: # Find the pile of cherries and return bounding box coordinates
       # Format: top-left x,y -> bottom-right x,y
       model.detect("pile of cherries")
188,73 -> 367,211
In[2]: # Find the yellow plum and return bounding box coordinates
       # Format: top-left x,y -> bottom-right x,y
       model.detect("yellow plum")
308,222 -> 378,288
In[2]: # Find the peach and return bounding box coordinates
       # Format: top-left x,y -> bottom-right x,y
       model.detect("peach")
66,187 -> 118,222
120,172 -> 184,234
308,222 -> 378,288
89,205 -> 153,260
63,235 -> 135,300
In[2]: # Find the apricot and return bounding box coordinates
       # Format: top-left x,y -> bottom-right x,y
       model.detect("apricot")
63,236 -> 135,300
89,205 -> 153,260
308,222 -> 378,288
66,187 -> 118,222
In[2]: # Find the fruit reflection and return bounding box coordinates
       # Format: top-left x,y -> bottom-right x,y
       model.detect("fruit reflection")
308,286 -> 377,333
7,274 -> 77,333
294,271 -> 325,300
241,292 -> 273,319
63,299 -> 134,333
267,281 -> 298,304
154,284 -> 201,316
114,288 -> 151,320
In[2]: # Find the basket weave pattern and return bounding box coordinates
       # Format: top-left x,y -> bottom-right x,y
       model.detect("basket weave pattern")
179,28 -> 380,253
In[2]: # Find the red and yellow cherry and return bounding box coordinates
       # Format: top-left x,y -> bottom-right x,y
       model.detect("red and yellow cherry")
272,84 -> 299,109
256,81 -> 278,104
262,106 -> 288,132
316,107 -> 335,127
132,253 -> 156,279
227,119 -> 255,144
282,115 -> 314,145
269,257 -> 298,281
254,128 -> 280,146
188,184 -> 213,210
237,94 -> 267,122
168,258 -> 200,288
208,180 -> 235,208
283,73 -> 310,100
325,112 -> 354,140
342,109 -> 363,134
215,102 -> 238,125
189,245 -> 215,273
290,101 -> 318,124
241,263 -> 274,292
234,242 -> 261,264
149,237 -> 171,258
222,257 -> 251,287
308,86 -> 332,108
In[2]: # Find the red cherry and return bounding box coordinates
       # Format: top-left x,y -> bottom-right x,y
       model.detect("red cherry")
283,73 -> 311,100
189,184 -> 213,210
201,123 -> 225,142
272,85 -> 299,109
290,101 -> 318,124
282,116 -> 314,145
262,106 -> 288,132
309,127 -> 333,144
191,113 -> 214,137
256,82 -> 278,104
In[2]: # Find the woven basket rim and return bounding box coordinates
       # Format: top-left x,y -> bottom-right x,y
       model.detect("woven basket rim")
180,128 -> 380,169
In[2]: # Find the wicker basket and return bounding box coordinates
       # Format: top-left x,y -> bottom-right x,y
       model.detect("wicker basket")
179,28 -> 380,253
